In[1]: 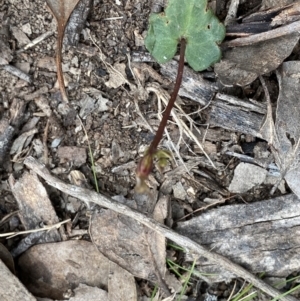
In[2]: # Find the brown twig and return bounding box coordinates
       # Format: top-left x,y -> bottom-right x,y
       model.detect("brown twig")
225,20 -> 300,47
24,156 -> 298,301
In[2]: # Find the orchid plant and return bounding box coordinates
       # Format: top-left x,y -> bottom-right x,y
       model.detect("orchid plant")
136,0 -> 225,191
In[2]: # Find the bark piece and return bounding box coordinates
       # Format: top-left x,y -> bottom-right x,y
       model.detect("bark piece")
3,64 -> 32,83
160,60 -> 216,105
271,2 -> 300,26
9,171 -> 59,229
209,100 -> 264,137
9,172 -> 61,257
273,62 -> 300,197
37,56 -> 63,72
0,259 -> 36,301
177,193 -> 300,282
0,119 -> 14,169
64,0 -> 93,46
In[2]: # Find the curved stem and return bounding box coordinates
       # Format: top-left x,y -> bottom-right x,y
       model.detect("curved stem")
148,38 -> 186,154
56,24 -> 69,103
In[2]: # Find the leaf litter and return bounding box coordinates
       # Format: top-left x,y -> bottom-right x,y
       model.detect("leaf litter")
260,61 -> 300,197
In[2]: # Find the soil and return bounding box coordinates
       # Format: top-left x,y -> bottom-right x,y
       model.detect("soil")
0,0 -> 299,300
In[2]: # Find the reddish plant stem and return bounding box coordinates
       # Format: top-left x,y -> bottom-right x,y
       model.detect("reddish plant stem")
148,38 -> 186,155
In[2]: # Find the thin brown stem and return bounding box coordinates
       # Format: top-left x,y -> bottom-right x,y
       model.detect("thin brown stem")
56,24 -> 68,103
148,38 -> 186,154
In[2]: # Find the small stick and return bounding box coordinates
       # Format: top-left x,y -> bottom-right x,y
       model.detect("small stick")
103,16 -> 123,21
0,218 -> 71,238
24,156 -> 298,301
17,31 -> 54,53
43,119 -> 50,166
225,20 -> 300,47
2,65 -> 32,83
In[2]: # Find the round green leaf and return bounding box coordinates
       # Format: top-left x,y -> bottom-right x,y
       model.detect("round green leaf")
144,0 -> 225,71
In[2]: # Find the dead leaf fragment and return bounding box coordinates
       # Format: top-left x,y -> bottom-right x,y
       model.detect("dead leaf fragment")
90,209 -> 169,295
108,264 -> 137,301
261,61 -> 300,197
8,172 -> 61,256
215,34 -> 300,86
105,63 -> 127,89
79,91 -> 109,119
10,128 -> 38,155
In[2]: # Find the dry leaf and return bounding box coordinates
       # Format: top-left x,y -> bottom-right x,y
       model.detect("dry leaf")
153,195 -> 169,224
46,0 -> 81,102
105,63 -> 127,89
215,33 -> 300,86
90,209 -> 169,295
260,61 -> 300,197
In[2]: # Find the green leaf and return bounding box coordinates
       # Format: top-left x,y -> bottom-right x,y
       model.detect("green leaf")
145,0 -> 225,71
